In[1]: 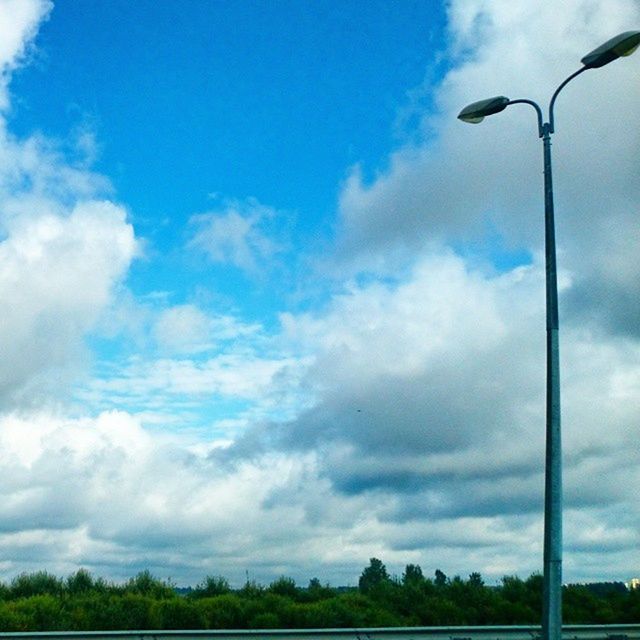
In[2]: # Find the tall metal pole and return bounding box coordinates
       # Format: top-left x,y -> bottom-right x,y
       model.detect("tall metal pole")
541,121 -> 562,640
540,66 -> 586,640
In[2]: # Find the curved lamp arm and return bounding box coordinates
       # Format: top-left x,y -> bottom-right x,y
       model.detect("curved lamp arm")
506,99 -> 544,137
548,66 -> 589,133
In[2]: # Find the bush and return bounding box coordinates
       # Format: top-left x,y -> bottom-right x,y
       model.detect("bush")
153,598 -> 205,629
269,576 -> 298,599
81,593 -> 159,630
0,601 -> 27,631
66,569 -> 95,595
124,571 -> 175,600
10,572 -> 64,599
198,594 -> 248,628
12,595 -> 63,631
250,612 -> 280,628
190,576 -> 231,599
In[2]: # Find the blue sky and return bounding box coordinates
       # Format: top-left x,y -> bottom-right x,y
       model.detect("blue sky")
10,1 -> 446,241
0,0 -> 639,587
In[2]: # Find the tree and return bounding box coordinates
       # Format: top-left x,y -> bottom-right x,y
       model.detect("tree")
124,570 -> 174,599
303,578 -> 335,602
66,569 -> 95,595
190,576 -> 230,598
269,576 -> 298,599
434,569 -> 448,588
402,564 -> 424,586
10,572 -> 64,599
358,558 -> 390,594
468,572 -> 484,588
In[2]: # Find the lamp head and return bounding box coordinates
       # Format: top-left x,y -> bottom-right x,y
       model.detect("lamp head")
458,96 -> 510,123
581,30 -> 640,68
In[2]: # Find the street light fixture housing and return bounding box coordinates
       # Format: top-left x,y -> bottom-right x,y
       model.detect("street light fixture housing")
457,95 -> 510,123
581,30 -> 640,68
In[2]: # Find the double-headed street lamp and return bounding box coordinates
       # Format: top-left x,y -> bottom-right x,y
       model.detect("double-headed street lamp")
458,30 -> 640,640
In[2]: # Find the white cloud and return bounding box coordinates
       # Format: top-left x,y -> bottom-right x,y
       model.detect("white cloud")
1,399 -> 634,585
0,0 -> 137,412
188,198 -> 286,274
0,410 -> 338,584
89,353 -> 298,401
153,304 -> 216,353
0,196 -> 136,407
230,247 -> 638,582
153,304 -> 261,354
0,0 -> 51,110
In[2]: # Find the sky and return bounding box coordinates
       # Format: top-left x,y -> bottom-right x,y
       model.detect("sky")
0,0 -> 638,588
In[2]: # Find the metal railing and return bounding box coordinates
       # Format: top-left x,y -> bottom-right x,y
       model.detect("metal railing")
1,624 -> 639,640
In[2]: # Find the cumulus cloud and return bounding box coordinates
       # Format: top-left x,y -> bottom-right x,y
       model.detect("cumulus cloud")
218,247 -> 639,581
336,0 -> 640,331
0,200 -> 136,406
0,3 -> 136,410
0,410 -> 359,584
250,2 -> 637,580
251,251 -> 636,497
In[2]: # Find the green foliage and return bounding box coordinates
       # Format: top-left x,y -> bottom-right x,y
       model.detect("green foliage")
269,576 -> 299,599
66,569 -> 96,595
11,595 -> 63,631
358,557 -> 391,594
0,563 -> 637,631
152,598 -> 205,629
303,578 -> 335,602
434,568 -> 448,587
67,593 -> 158,630
564,584 -> 606,623
190,576 -> 231,599
623,587 -> 640,621
304,592 -> 382,627
239,579 -> 265,599
198,594 -> 247,628
402,564 -> 424,586
114,593 -> 159,629
124,570 -> 174,599
0,601 -> 26,631
10,571 -> 64,599
251,612 -> 280,628
468,571 -> 484,587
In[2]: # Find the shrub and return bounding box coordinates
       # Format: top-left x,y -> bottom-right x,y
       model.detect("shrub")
10,572 -> 64,599
191,576 -> 231,599
153,598 -> 205,629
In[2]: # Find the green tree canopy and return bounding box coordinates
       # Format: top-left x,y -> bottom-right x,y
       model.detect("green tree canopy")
358,558 -> 391,594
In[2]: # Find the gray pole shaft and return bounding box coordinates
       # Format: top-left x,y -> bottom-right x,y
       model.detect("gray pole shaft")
541,123 -> 562,640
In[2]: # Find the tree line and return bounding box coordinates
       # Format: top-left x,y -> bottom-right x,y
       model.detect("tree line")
0,559 -> 637,631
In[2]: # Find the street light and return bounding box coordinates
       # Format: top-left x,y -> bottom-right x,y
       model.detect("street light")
458,30 -> 640,640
